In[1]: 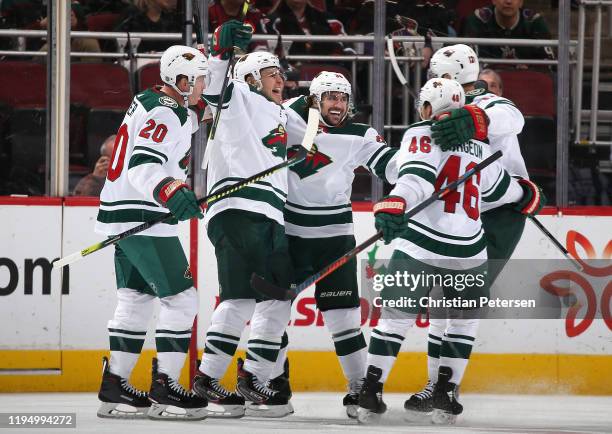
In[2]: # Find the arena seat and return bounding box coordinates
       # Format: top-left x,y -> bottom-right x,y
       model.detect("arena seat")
138,62 -> 161,91
455,0 -> 492,32
71,63 -> 132,109
86,12 -> 121,32
0,61 -> 46,108
86,109 -> 124,169
497,70 -> 555,118
298,64 -> 352,82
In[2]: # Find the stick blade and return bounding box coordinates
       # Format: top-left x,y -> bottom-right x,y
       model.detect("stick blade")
250,273 -> 295,301
53,251 -> 83,268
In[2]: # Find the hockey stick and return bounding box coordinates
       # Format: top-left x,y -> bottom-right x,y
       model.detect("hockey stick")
54,108 -> 320,269
386,36 -> 418,101
251,150 -> 504,301
529,216 -> 583,271
207,0 -> 250,142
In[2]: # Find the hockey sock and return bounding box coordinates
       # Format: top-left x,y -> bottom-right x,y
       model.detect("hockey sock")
156,288 -> 198,380
107,288 -> 155,379
244,299 -> 291,381
367,316 -> 414,383
108,329 -> 146,379
439,318 -> 480,385
269,331 -> 289,379
323,308 -> 367,382
200,299 -> 255,379
427,318 -> 446,382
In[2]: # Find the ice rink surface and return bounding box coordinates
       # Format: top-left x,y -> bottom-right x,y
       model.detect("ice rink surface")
1,392 -> 611,434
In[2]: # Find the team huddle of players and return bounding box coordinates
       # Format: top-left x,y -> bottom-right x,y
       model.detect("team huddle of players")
94,19 -> 545,425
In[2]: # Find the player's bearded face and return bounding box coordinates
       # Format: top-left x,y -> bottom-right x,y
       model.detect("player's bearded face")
321,91 -> 349,126
259,67 -> 285,104
187,75 -> 206,106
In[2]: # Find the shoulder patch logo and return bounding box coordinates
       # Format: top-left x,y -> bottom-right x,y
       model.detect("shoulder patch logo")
159,96 -> 179,108
261,124 -> 288,158
288,143 -> 333,179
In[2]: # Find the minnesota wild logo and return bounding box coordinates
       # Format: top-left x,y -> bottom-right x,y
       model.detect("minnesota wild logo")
288,143 -> 333,179
262,124 -> 288,158
179,149 -> 191,174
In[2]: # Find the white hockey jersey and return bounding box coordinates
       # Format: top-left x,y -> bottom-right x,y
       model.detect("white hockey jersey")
283,95 -> 398,238
95,88 -> 195,237
467,88 -> 528,179
202,57 -> 288,227
391,120 -> 523,268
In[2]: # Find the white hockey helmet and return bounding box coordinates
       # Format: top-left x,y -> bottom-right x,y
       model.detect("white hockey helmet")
429,44 -> 479,85
417,77 -> 465,119
309,71 -> 352,125
309,71 -> 352,100
160,45 -> 208,97
233,52 -> 281,85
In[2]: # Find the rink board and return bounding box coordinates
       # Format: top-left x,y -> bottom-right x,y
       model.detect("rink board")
0,198 -> 611,393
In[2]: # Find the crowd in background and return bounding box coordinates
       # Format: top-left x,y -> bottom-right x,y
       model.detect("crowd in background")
1,0 -> 609,205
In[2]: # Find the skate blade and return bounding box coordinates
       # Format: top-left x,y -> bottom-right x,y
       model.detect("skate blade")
205,403 -> 245,419
431,408 -> 457,425
357,407 -> 382,425
404,408 -> 433,423
345,404 -> 358,419
246,401 -> 294,418
147,403 -> 207,421
97,402 -> 148,419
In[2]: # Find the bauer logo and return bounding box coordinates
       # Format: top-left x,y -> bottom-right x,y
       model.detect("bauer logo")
159,96 -> 179,108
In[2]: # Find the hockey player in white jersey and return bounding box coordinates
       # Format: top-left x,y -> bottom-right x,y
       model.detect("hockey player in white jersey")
95,45 -> 208,420
357,78 -> 545,424
268,71 -> 397,418
403,43 -> 539,417
192,20 -> 294,418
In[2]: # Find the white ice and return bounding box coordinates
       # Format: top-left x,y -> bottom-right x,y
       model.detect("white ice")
0,392 -> 611,434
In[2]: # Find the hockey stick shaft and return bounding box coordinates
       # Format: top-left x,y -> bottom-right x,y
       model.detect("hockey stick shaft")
207,0 -> 250,141
254,150 -> 503,300
528,215 -> 583,271
54,106 -> 320,269
53,149 -> 308,269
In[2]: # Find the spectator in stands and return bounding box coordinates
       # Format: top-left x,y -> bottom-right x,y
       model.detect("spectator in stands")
114,0 -> 181,53
479,68 -> 504,96
462,0 -> 555,68
0,0 -> 45,51
208,0 -> 268,52
73,134 -> 115,196
38,1 -> 102,62
265,0 -> 354,57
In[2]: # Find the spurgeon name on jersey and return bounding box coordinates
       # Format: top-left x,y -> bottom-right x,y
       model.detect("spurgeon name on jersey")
283,95 -> 398,238
202,56 -> 289,227
96,88 -> 198,237
390,120 -> 523,267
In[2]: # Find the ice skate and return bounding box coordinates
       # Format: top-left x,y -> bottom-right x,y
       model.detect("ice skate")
403,379 -> 435,422
431,366 -> 463,425
343,377 -> 363,419
147,358 -> 208,421
237,357 -> 293,418
97,356 -> 150,419
251,356 -> 294,415
357,365 -> 386,424
193,370 -> 245,418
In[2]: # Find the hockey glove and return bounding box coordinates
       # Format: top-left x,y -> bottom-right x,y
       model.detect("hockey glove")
154,178 -> 204,221
374,196 -> 408,244
211,20 -> 253,60
431,105 -> 489,151
514,179 -> 546,216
